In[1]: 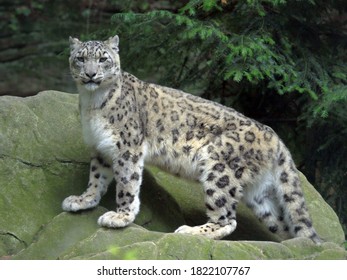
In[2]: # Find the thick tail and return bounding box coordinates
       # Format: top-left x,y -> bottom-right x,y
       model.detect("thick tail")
275,143 -> 322,244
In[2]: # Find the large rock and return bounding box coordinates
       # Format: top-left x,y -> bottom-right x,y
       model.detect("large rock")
0,91 -> 345,259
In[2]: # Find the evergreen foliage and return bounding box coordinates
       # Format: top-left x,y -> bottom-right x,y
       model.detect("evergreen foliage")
111,0 -> 346,106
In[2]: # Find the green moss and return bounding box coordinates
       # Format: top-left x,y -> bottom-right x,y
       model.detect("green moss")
299,173 -> 345,244
80,241 -> 158,260
313,249 -> 347,260
14,208 -> 106,260
61,225 -> 163,260
156,234 -> 214,260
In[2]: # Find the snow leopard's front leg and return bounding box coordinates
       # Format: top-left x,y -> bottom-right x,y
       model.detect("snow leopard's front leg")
62,155 -> 113,211
97,149 -> 145,228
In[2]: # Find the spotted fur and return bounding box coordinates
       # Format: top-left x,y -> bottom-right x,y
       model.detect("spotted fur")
62,35 -> 321,244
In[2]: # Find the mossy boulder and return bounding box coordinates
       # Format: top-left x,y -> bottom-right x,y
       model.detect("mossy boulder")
0,91 -> 346,259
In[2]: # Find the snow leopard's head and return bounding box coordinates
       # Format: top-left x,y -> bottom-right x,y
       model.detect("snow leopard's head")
69,35 -> 121,91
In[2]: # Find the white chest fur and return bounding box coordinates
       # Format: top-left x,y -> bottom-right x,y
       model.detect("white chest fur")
78,88 -> 115,158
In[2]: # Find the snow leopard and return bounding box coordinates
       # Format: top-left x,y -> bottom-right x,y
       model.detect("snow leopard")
62,35 -> 321,243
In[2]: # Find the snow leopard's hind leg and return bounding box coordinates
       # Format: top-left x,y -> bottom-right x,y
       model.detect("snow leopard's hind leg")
175,165 -> 243,240
175,221 -> 237,240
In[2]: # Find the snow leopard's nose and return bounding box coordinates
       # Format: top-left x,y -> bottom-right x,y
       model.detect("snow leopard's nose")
86,71 -> 97,79
84,61 -> 98,79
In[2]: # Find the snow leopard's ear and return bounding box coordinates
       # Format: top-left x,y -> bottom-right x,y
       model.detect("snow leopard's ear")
105,35 -> 119,53
69,36 -> 82,52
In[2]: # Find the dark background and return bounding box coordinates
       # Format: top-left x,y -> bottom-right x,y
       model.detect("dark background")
1,0 -> 346,239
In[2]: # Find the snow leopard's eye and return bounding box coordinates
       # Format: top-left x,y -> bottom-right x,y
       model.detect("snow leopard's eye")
76,57 -> 84,63
99,57 -> 107,63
